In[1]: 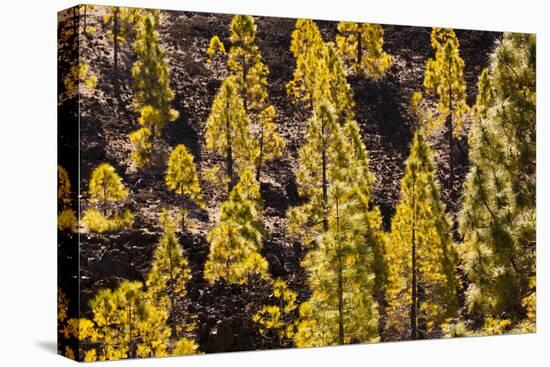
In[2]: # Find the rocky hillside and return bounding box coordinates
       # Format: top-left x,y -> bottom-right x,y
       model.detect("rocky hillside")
67,8 -> 500,352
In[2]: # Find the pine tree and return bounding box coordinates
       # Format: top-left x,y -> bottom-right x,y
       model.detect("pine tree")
128,127 -> 153,167
204,168 -> 269,285
422,28 -> 468,191
384,131 -> 458,340
290,101 -> 381,346
287,20 -> 355,123
288,101 -> 361,244
324,43 -> 356,124
336,22 -> 392,79
130,12 -> 178,166
253,278 -> 298,347
87,163 -> 128,216
165,144 -> 203,230
103,7 -> 140,97
225,15 -> 285,182
146,213 -> 193,337
205,76 -> 254,192
76,281 -> 173,360
459,33 -> 536,327
206,35 -> 227,79
254,105 -> 285,182
227,15 -> 269,114
286,19 -> 327,111
58,165 -> 77,231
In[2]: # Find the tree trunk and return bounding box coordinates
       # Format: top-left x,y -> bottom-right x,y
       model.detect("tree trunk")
83,5 -> 87,34
256,124 -> 264,182
411,178 -> 417,340
321,143 -> 328,232
168,240 -> 177,338
113,7 -> 120,99
102,178 -> 108,216
336,198 -> 344,344
226,99 -> 234,193
448,64 -> 454,193
180,188 -> 186,232
357,30 -> 362,70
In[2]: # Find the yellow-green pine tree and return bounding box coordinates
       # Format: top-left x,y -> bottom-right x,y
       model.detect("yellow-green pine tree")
288,101 -> 356,244
88,163 -> 128,216
165,144 -> 203,230
290,102 -> 381,346
206,35 -> 227,79
76,281 -> 173,360
253,278 -> 298,347
130,12 -> 178,166
423,28 -> 468,190
204,168 -> 269,285
147,213 -> 193,337
205,77 -> 254,192
58,165 -> 77,231
286,19 -> 327,111
385,131 -> 458,340
225,15 -> 285,182
227,15 -> 268,114
254,105 -> 285,182
459,34 -> 536,330
336,22 -> 392,79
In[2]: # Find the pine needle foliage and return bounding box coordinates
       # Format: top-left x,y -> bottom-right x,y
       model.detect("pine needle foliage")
286,19 -> 327,110
205,76 -> 254,192
385,131 -> 458,340
128,127 -> 153,167
88,163 -> 128,216
147,213 -> 193,338
254,105 -> 285,181
204,168 -> 269,285
130,12 -> 178,166
165,144 -> 203,229
422,27 -> 468,189
336,22 -> 392,79
223,15 -> 285,182
459,33 -> 536,326
58,165 -> 77,231
74,281 -> 174,360
206,35 -> 227,79
253,278 -> 298,347
290,101 -> 381,346
287,19 -> 355,123
227,15 -> 269,114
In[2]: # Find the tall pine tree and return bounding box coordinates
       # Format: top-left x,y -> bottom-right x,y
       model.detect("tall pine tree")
147,213 -> 193,338
204,168 -> 269,285
422,28 -> 468,191
130,12 -> 178,166
165,144 -> 203,230
459,33 -> 536,329
205,76 -> 254,192
384,131 -> 458,340
293,102 -> 381,347
336,22 -> 392,79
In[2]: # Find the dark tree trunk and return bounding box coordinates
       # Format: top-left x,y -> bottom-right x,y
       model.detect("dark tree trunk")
226,99 -> 234,193
321,146 -> 328,232
357,30 -> 362,68
256,124 -> 264,182
83,5 -> 87,34
411,178 -> 417,340
448,63 -> 454,193
113,7 -> 120,99
336,199 -> 344,344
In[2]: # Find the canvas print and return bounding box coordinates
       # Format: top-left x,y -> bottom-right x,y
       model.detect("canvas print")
57,4 -> 536,361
